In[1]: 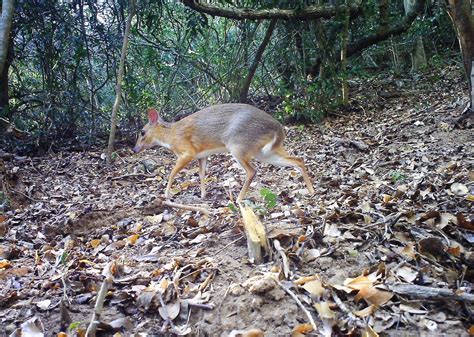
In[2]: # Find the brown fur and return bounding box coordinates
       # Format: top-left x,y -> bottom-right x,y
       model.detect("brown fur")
134,103 -> 314,202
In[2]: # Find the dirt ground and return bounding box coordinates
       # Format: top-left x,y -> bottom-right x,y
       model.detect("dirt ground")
1,67 -> 473,336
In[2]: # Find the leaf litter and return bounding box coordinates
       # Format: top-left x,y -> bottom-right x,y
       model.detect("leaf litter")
0,66 -> 473,335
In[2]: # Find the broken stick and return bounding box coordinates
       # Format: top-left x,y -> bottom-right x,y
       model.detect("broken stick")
388,283 -> 474,302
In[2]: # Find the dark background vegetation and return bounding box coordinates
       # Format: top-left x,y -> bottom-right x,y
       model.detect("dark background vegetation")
0,0 -> 465,154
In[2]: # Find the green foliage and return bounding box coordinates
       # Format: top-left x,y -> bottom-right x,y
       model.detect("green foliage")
68,322 -> 82,331
227,202 -> 238,213
260,187 -> 277,210
389,171 -> 406,182
2,0 -> 459,154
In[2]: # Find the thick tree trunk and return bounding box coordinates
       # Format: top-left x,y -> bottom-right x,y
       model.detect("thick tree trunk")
238,19 -> 277,103
447,0 -> 474,101
0,0 -> 14,112
0,35 -> 13,112
106,0 -> 135,165
0,0 -> 14,76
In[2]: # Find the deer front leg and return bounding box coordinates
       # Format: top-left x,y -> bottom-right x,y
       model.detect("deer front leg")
198,158 -> 207,199
165,155 -> 194,199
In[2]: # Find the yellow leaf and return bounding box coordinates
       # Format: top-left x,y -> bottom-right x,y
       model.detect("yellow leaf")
127,234 -> 139,245
314,301 -> 336,319
90,239 -> 101,248
302,280 -> 325,297
344,275 -> 373,290
294,275 -> 318,286
0,260 -> 12,269
382,194 -> 392,203
466,195 -> 474,202
160,277 -> 169,290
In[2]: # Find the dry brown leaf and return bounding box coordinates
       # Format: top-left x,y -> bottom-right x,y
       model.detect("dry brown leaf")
418,237 -> 446,258
447,246 -> 461,257
456,213 -> 474,231
468,325 -> 474,335
364,289 -> 393,306
291,323 -> 313,336
228,329 -> 265,337
294,275 -> 318,286
354,304 -> 377,317
127,234 -> 139,245
343,273 -> 379,291
0,260 -> 12,269
90,239 -> 101,248
400,243 -> 416,260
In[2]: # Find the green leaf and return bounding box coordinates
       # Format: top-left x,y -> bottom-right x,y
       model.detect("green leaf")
227,202 -> 237,213
69,321 -> 82,331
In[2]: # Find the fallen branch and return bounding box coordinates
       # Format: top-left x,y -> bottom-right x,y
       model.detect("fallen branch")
86,262 -> 115,337
388,283 -> 474,302
156,198 -> 210,216
332,137 -> 369,151
110,172 -> 157,180
278,281 -> 317,331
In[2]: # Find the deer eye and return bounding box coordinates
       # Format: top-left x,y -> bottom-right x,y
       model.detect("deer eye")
140,130 -> 146,137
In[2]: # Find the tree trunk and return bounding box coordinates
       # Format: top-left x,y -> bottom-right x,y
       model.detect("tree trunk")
447,0 -> 474,103
0,0 -> 14,76
340,2 -> 350,106
0,35 -> 13,112
106,0 -> 135,165
0,0 -> 14,112
411,36 -> 427,72
238,19 -> 277,103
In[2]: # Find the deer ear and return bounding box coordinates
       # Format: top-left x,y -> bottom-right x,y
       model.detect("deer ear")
147,108 -> 159,124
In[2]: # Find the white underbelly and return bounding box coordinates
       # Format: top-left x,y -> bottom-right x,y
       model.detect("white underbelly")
196,147 -> 228,159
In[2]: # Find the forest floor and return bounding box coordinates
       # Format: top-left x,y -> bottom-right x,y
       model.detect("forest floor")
1,66 -> 473,336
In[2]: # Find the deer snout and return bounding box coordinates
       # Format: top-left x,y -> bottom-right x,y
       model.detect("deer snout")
133,145 -> 143,153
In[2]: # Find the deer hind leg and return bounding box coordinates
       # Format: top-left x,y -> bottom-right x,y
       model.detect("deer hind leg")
165,155 -> 194,199
198,158 -> 207,199
260,148 -> 315,194
229,147 -> 256,203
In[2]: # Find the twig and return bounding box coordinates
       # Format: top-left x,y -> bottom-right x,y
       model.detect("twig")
212,235 -> 244,256
110,172 -> 157,180
274,239 -> 290,279
158,198 -> 211,216
278,281 -> 317,331
86,262 -> 115,337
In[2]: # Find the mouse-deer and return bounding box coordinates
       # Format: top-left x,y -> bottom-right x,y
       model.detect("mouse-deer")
133,103 -> 314,202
